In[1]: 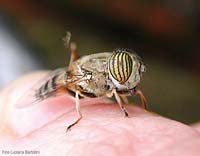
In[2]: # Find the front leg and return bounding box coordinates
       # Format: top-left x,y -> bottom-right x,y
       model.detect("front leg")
130,88 -> 148,110
112,89 -> 129,117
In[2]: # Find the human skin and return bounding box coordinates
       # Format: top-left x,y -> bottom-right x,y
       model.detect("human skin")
0,72 -> 200,156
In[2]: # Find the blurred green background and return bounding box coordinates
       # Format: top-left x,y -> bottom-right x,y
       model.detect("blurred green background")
0,1 -> 199,124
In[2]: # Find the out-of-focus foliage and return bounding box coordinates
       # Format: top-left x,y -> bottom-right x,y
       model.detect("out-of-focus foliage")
0,0 -> 199,124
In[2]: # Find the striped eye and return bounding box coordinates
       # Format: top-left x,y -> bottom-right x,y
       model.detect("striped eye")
108,50 -> 133,84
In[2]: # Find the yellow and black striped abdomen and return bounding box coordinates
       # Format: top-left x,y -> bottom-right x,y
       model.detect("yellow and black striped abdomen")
108,51 -> 133,84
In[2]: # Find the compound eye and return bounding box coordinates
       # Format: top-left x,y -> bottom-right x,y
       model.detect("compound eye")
108,50 -> 133,84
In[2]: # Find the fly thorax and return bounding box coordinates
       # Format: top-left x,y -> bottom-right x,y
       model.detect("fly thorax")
92,72 -> 112,95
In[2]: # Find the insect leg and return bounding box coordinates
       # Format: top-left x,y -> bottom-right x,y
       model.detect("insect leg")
66,91 -> 83,132
120,95 -> 129,105
63,32 -> 79,70
133,89 -> 148,110
63,31 -> 71,48
113,89 -> 129,117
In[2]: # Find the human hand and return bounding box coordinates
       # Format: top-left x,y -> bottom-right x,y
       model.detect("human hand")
0,72 -> 200,156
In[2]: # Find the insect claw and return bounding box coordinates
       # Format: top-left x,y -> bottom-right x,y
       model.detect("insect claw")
66,126 -> 72,132
124,110 -> 129,117
66,116 -> 82,133
66,123 -> 74,132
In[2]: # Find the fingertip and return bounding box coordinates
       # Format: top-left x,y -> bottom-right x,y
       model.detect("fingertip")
0,71 -> 75,137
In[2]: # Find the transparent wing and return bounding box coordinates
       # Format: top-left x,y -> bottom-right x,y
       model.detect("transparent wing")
15,67 -> 69,108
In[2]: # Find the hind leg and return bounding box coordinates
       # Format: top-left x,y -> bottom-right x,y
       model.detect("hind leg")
63,32 -> 79,70
66,91 -> 83,132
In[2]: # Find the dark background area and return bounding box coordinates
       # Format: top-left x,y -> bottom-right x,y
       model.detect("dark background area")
0,0 -> 199,124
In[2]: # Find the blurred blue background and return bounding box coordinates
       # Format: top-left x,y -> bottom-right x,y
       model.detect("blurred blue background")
0,0 -> 199,124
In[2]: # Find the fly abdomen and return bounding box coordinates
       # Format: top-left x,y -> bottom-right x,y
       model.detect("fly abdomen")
36,72 -> 67,99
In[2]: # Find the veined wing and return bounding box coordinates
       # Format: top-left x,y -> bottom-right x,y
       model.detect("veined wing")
15,67 -> 69,108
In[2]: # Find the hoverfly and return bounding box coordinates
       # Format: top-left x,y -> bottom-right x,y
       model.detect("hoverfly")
16,32 -> 148,131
